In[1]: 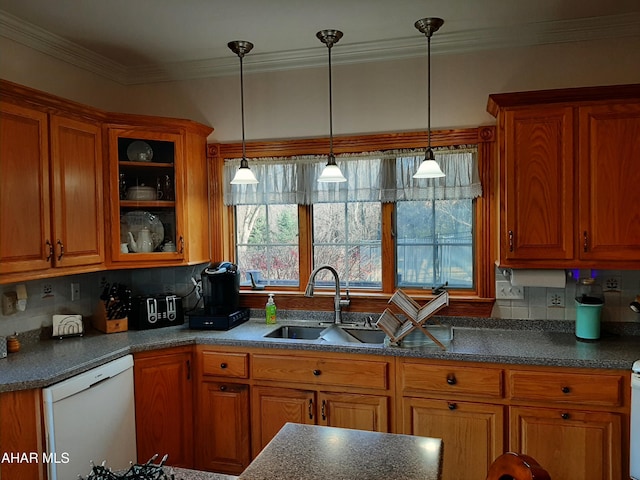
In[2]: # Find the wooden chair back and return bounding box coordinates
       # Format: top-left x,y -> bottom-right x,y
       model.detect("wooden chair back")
486,452 -> 551,480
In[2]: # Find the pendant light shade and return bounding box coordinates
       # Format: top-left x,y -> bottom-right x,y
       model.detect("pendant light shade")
228,40 -> 258,185
317,29 -> 346,183
413,17 -> 445,179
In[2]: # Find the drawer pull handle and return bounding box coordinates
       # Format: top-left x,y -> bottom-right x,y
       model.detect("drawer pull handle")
56,239 -> 65,261
220,385 -> 227,391
508,230 -> 514,252
448,402 -> 457,410
313,369 -> 321,376
561,386 -> 571,394
561,412 -> 570,420
45,239 -> 53,262
321,400 -> 327,420
308,399 -> 313,420
583,231 -> 588,252
446,374 -> 457,385
220,363 -> 227,369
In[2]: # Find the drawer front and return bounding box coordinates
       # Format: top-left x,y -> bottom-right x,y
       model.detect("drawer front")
201,351 -> 249,378
252,354 -> 389,390
401,362 -> 503,398
509,370 -> 623,406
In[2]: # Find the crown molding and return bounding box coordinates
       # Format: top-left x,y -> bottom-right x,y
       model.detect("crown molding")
1,10 -> 639,85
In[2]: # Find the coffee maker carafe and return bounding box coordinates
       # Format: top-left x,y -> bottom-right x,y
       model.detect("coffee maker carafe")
202,262 -> 240,315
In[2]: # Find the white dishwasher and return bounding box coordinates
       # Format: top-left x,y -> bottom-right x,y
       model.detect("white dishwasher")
42,354 -> 137,480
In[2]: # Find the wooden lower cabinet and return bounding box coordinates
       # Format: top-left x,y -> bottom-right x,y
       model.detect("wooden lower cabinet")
195,381 -> 250,475
402,397 -> 504,480
251,386 -> 390,455
509,406 -> 622,480
133,347 -> 194,468
251,386 -> 390,456
0,389 -> 45,480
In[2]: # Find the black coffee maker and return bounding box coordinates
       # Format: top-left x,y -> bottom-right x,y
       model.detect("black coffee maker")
188,262 -> 250,330
202,261 -> 240,314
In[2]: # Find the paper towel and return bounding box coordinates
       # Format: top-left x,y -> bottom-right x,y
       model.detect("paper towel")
509,269 -> 566,288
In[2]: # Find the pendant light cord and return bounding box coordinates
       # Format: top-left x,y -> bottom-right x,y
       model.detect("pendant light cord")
240,54 -> 247,161
328,43 -> 334,160
427,33 -> 431,150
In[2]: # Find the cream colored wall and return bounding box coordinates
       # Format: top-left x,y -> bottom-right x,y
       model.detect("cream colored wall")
1,34 -> 639,143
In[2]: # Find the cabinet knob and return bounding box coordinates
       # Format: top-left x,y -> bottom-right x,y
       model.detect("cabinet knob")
313,369 -> 321,376
446,374 -> 457,385
219,385 -> 227,391
561,386 -> 571,394
561,412 -> 570,420
220,363 -> 227,369
448,402 -> 457,410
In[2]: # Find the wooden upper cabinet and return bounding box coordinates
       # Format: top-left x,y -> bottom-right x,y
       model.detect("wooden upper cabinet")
0,102 -> 104,278
501,106 -> 574,263
0,101 -> 51,275
49,114 -> 104,268
488,84 -> 640,268
578,101 -> 640,261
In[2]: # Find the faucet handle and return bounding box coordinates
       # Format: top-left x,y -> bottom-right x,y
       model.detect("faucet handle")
340,288 -> 351,307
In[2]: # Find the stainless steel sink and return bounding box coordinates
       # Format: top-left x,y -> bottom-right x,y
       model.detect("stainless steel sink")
264,325 -> 325,340
264,325 -> 387,344
342,328 -> 387,344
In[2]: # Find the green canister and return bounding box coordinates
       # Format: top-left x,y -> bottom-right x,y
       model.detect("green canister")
575,277 -> 604,341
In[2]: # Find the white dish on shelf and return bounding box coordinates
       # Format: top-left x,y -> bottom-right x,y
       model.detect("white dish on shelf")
126,186 -> 157,201
126,141 -> 153,162
120,211 -> 164,250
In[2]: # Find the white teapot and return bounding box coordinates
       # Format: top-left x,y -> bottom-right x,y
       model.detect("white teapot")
128,228 -> 154,253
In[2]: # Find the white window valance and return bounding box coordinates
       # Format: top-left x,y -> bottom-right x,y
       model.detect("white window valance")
223,147 -> 481,206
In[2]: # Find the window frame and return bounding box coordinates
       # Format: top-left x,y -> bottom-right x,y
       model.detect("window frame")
208,127 -> 496,316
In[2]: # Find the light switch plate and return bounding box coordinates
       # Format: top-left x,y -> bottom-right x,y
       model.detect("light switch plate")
495,280 -> 525,300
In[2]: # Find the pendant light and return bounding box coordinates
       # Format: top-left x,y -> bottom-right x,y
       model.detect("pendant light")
316,29 -> 347,183
413,18 -> 445,179
228,40 -> 258,185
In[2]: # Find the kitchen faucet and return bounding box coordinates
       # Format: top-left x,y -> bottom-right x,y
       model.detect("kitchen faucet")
304,265 -> 350,324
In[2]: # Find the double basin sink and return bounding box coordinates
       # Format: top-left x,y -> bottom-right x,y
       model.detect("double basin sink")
264,324 -> 387,345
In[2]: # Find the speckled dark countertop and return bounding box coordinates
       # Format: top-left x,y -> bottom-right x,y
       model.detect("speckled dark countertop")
1,313 -> 640,393
238,423 -> 442,480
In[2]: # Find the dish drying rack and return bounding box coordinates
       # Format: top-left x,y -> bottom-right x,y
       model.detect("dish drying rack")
375,289 -> 449,350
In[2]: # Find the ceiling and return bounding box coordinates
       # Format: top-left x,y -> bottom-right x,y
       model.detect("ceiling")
1,0 -> 639,84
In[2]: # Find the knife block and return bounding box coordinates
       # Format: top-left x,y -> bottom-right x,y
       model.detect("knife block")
92,304 -> 128,333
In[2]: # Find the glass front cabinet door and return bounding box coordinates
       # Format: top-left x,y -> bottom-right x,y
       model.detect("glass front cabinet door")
109,129 -> 184,263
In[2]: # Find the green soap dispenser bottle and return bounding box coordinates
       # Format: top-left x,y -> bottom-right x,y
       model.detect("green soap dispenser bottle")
266,293 -> 277,324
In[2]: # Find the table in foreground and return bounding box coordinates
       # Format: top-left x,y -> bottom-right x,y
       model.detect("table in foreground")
238,423 -> 443,480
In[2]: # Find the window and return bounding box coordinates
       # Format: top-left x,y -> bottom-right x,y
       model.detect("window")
223,140 -> 482,294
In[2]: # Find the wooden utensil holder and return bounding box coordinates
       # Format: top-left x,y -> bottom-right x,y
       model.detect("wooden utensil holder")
93,304 -> 128,333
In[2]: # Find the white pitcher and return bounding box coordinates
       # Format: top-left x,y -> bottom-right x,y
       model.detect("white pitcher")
128,228 -> 154,253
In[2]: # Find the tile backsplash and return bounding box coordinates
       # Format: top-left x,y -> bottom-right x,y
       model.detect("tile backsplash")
0,263 -> 207,336
492,268 -> 640,324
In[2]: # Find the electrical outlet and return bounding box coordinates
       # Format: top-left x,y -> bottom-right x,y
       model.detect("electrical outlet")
71,283 -> 80,301
603,276 -> 621,292
192,277 -> 202,299
495,280 -> 524,300
547,290 -> 565,308
2,292 -> 17,315
42,283 -> 53,298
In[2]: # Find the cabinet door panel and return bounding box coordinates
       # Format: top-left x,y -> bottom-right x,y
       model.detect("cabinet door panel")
319,392 -> 389,432
196,381 -> 250,474
502,107 -> 574,261
50,115 -> 104,267
251,386 -> 314,456
0,102 -> 51,274
402,397 -> 504,480
134,351 -> 193,468
510,406 -> 621,480
579,102 -> 640,261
